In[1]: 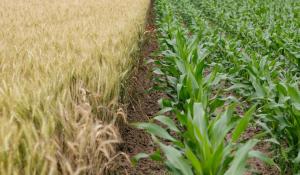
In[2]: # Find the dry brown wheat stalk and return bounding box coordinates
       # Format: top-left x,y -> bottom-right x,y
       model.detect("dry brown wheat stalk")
0,0 -> 150,174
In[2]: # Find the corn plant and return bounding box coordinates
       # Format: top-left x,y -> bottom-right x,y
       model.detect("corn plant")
135,102 -> 265,175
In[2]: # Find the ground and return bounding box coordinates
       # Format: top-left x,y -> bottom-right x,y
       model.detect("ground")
116,2 -> 166,174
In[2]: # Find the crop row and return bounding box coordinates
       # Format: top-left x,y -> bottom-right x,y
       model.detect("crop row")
192,0 -> 300,67
176,0 -> 300,173
135,0 -> 300,174
134,0 -> 274,174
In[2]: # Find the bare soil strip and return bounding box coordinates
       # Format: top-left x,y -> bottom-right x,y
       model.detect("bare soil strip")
116,1 -> 167,174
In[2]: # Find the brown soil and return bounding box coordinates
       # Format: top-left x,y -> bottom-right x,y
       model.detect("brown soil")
115,1 -> 167,174
243,127 -> 280,175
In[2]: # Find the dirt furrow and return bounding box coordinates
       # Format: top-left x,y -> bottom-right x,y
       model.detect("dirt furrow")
116,1 -> 167,174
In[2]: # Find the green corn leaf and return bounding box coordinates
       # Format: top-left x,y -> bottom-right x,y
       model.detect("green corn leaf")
210,142 -> 230,173
225,83 -> 249,91
264,138 -> 280,145
211,103 -> 236,145
248,150 -> 277,167
194,61 -> 205,82
154,115 -> 180,132
132,153 -> 149,166
185,145 -> 203,174
206,65 -> 218,85
209,97 -> 225,113
132,150 -> 163,166
179,108 -> 190,123
249,73 -> 265,98
153,68 -> 164,75
232,105 -> 256,142
276,83 -> 287,96
292,103 -> 300,117
158,98 -> 172,108
187,35 -> 200,52
175,59 -> 186,74
212,73 -> 227,86
158,142 -> 194,175
176,83 -> 184,100
188,70 -> 200,91
288,85 -> 300,103
193,103 -> 207,135
224,140 -> 258,175
158,107 -> 173,115
293,151 -> 300,163
150,150 -> 163,161
133,123 -> 176,142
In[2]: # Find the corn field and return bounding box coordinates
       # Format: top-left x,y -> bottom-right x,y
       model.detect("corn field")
134,0 -> 300,174
0,0 -> 299,174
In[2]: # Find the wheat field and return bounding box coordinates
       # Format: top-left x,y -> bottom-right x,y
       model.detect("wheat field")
0,0 -> 150,174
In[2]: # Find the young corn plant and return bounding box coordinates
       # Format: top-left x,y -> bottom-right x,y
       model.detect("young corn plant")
253,80 -> 300,173
134,102 -> 263,175
229,50 -> 300,173
217,37 -> 300,174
